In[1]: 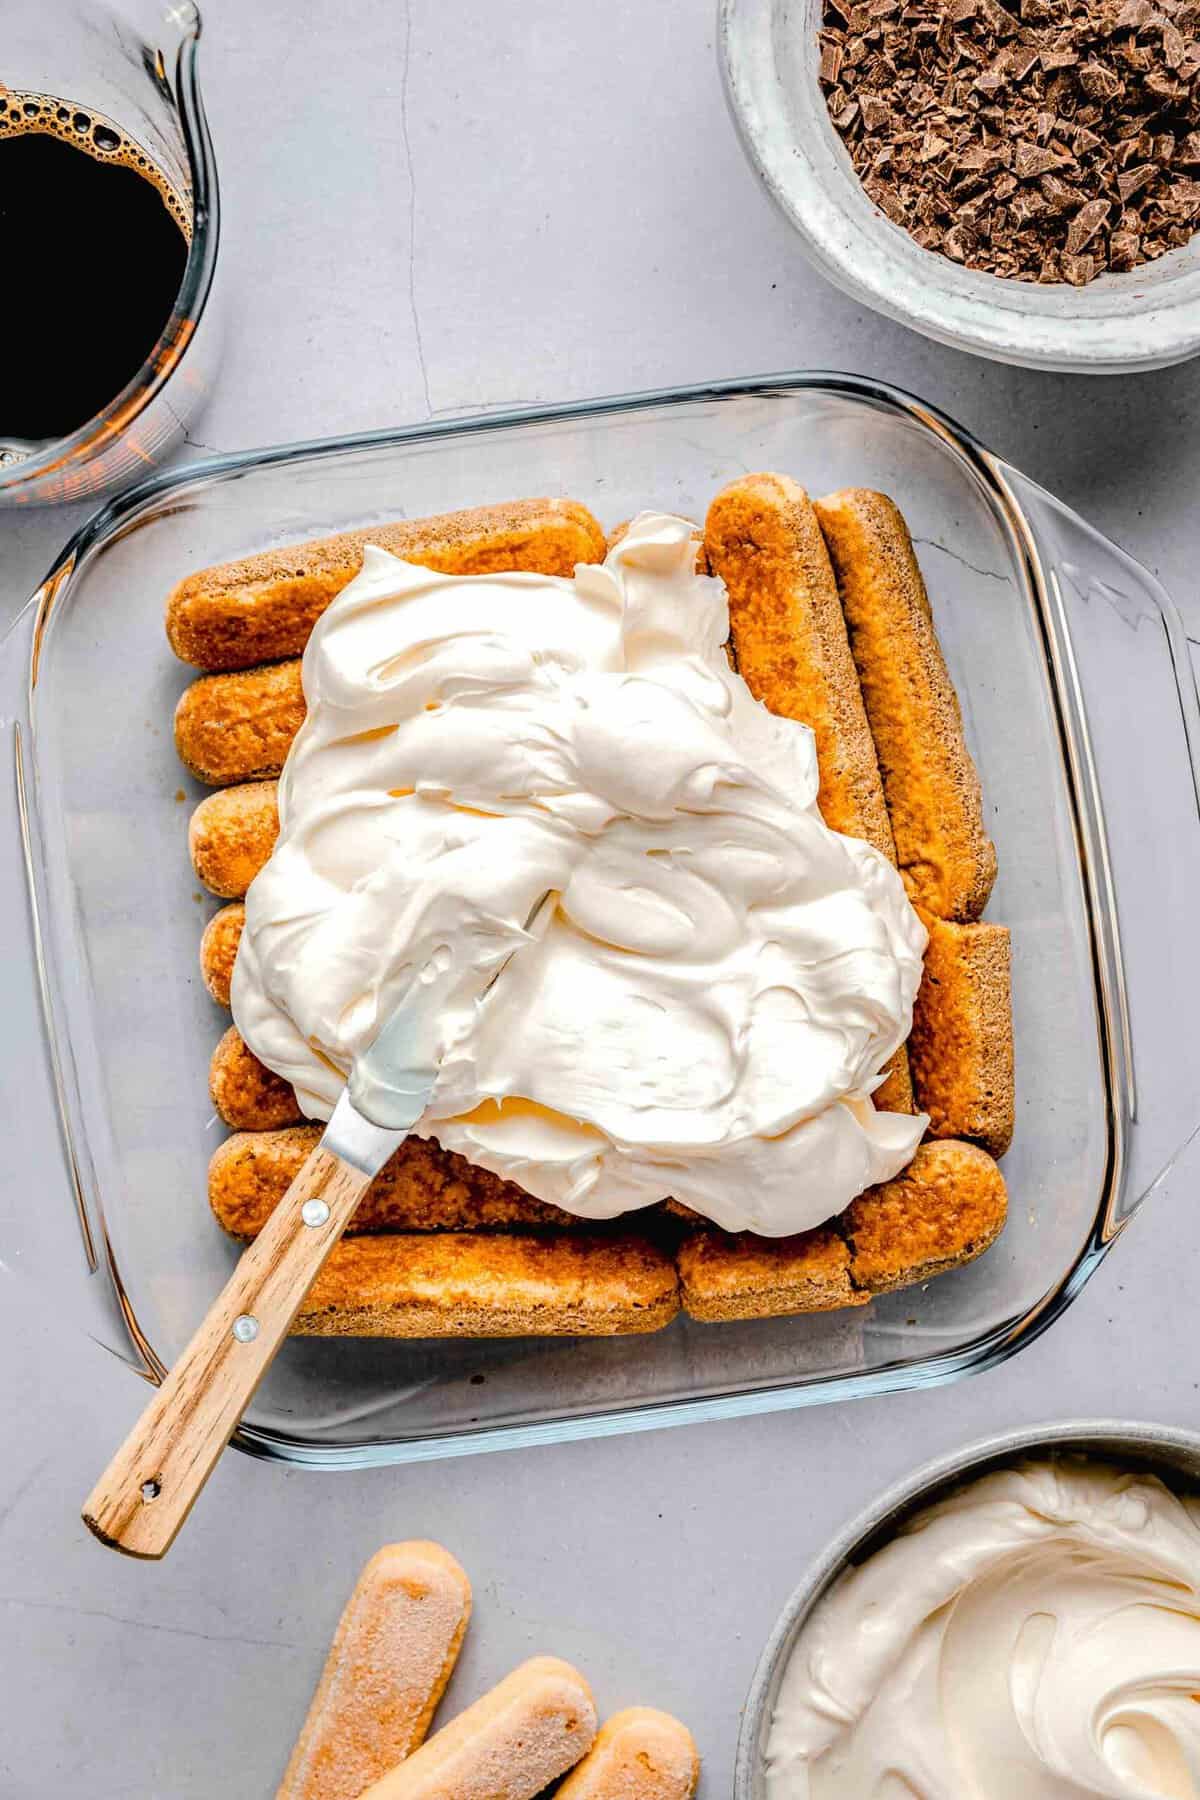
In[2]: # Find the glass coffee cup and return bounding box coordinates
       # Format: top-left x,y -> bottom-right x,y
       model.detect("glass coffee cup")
0,0 -> 219,507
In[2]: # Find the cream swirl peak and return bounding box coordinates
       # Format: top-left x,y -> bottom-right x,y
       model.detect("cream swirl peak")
231,511 -> 927,1235
767,1459 -> 1200,1799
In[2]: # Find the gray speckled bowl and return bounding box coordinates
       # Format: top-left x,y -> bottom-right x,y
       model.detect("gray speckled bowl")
735,1420 -> 1200,1797
719,0 -> 1200,372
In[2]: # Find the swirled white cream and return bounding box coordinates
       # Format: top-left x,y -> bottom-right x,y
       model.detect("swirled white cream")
232,511 -> 927,1234
767,1459 -> 1200,1799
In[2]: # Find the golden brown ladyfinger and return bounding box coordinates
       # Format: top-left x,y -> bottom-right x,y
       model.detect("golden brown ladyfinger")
190,781 -> 279,896
815,489 -> 996,920
175,659 -> 305,786
209,1126 -> 578,1237
704,474 -> 895,861
676,1140 -> 1006,1320
210,1027 -> 303,1131
909,914 -> 1014,1157
873,1045 -> 915,1115
556,1709 -> 700,1799
277,1543 -> 472,1800
676,1225 -> 864,1323
200,902 -> 244,1007
293,1233 -> 681,1338
841,1138 -> 1007,1293
167,498 -> 607,671
357,1657 -> 597,1800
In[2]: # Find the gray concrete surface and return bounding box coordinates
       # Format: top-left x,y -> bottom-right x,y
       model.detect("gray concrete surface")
4,1 -> 1200,1793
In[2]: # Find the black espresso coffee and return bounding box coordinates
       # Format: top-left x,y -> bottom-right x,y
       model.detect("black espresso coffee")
0,92 -> 190,443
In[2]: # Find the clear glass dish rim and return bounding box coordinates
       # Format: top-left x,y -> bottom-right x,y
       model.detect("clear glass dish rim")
0,3 -> 219,500
17,368 -> 1161,1469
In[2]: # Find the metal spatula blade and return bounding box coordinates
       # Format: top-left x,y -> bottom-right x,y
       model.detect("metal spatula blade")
82,891 -> 553,1558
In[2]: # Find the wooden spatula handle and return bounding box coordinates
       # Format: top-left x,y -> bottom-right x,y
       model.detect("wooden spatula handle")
82,1143 -> 373,1559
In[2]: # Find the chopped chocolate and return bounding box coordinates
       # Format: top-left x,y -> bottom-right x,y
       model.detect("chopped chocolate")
820,38 -> 846,83
1041,171 -> 1083,209
1109,224 -> 1142,261
1014,140 -> 1061,176
1117,159 -> 1159,197
1164,22 -> 1188,65
1065,195 -> 1111,246
818,0 -> 1200,280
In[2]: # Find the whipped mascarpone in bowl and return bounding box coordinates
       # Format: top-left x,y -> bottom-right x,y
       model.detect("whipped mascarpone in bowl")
232,510 -> 927,1235
766,1459 -> 1200,1799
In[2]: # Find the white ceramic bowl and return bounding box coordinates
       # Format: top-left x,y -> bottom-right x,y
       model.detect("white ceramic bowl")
719,0 -> 1200,372
734,1419 -> 1200,1795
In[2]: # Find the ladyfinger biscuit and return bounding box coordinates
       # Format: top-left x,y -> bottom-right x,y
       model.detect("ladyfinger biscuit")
357,1656 -> 597,1800
556,1708 -> 700,1800
873,1045 -> 915,1115
842,1138 -> 1007,1293
200,902 -> 244,1007
704,474 -> 896,861
815,489 -> 997,921
909,914 -> 1014,1157
677,1225 -> 864,1323
677,1141 -> 1006,1320
167,498 -> 607,671
277,1542 -> 471,1800
190,780 -> 279,897
210,1027 -> 303,1132
292,1233 -> 680,1338
175,658 -> 304,786
209,1126 -> 575,1237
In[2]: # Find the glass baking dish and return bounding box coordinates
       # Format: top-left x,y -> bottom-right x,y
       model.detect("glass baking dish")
4,373 -> 1199,1470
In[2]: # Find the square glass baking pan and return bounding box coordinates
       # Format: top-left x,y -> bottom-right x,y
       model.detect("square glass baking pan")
4,373 -> 1199,1470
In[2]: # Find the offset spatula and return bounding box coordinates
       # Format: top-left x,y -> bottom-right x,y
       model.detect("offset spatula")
83,898 -> 551,1559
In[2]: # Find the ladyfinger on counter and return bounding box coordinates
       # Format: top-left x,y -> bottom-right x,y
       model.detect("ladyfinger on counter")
209,1125 -> 576,1236
909,914 -> 1014,1158
815,488 -> 997,921
704,473 -> 896,862
278,1543 -> 471,1800
210,1028 -> 303,1132
356,1656 -> 597,1799
175,659 -> 305,786
190,781 -> 279,897
556,1708 -> 700,1799
292,1233 -> 681,1338
676,1141 -> 1007,1321
167,497 -> 607,671
199,901 -> 244,1007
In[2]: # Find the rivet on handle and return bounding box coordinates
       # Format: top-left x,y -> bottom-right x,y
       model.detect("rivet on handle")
301,1198 -> 331,1228
231,1314 -> 260,1343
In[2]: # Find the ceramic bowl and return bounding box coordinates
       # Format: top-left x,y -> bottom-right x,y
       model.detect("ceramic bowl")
734,1419 -> 1200,1795
719,0 -> 1200,372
